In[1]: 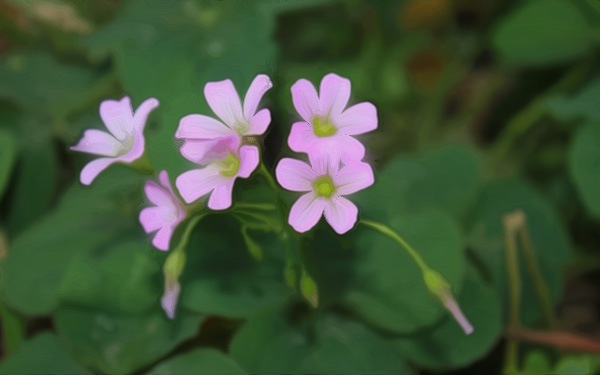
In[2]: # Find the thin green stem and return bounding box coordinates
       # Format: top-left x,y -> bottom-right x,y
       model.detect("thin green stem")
503,213 -> 522,375
173,214 -> 204,255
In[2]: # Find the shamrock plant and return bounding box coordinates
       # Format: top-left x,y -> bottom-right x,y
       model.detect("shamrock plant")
71,73 -> 473,335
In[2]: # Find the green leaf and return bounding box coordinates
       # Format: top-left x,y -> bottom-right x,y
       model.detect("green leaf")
55,305 -> 204,375
492,0 -> 594,66
0,332 -> 91,375
343,209 -> 466,333
181,215 -> 291,318
569,124 -> 600,218
0,129 -> 17,200
393,266 -> 502,370
545,76 -> 600,123
465,178 -> 571,324
146,348 -> 246,375
355,144 -> 481,220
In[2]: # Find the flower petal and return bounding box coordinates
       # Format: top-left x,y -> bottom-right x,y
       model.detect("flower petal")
79,157 -> 116,186
180,134 -> 240,165
237,145 -> 260,178
307,145 -> 341,176
288,121 -> 317,154
334,161 -> 374,195
319,73 -> 351,118
207,180 -> 235,210
99,96 -> 134,141
70,129 -> 122,157
288,193 -> 325,233
144,180 -> 173,207
334,135 -> 366,161
247,108 -> 271,136
152,225 -> 175,251
139,206 -> 172,233
335,102 -> 377,135
175,114 -> 233,139
323,196 -> 358,234
291,79 -> 319,123
175,167 -> 225,204
204,79 -> 243,128
133,97 -> 159,132
276,158 -> 315,192
119,133 -> 145,163
243,74 -> 273,120
161,280 -> 180,319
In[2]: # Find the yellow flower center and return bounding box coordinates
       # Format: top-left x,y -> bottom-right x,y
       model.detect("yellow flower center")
312,116 -> 337,137
312,175 -> 335,198
218,152 -> 240,177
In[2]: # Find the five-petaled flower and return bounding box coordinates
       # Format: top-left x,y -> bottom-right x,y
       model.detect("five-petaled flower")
140,171 -> 186,251
176,75 -> 272,165
289,73 -> 377,160
276,151 -> 374,234
176,145 -> 260,210
70,96 -> 159,185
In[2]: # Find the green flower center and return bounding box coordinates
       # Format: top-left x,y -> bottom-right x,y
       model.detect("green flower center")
218,152 -> 241,177
312,175 -> 335,198
312,116 -> 337,137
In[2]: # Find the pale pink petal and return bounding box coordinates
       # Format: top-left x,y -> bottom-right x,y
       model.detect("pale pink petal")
152,225 -> 175,251
180,134 -> 240,165
243,74 -> 273,119
133,97 -> 159,132
79,157 -> 116,186
288,121 -> 318,154
175,114 -> 233,139
204,79 -> 243,128
334,161 -> 374,195
207,180 -> 235,210
247,108 -> 271,136
323,196 -> 358,234
319,73 -> 351,118
139,206 -> 173,233
288,193 -> 326,233
70,129 -> 122,157
237,145 -> 260,178
291,79 -> 319,123
161,281 -> 180,319
144,180 -> 173,207
175,168 -> 226,204
442,289 -> 474,335
333,135 -> 366,161
308,148 -> 340,176
99,96 -> 134,140
158,170 -> 171,190
275,158 -> 315,192
119,132 -> 145,163
335,102 -> 377,135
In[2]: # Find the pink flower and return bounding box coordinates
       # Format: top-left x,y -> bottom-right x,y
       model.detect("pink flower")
140,171 -> 186,251
176,145 -> 260,210
70,96 -> 159,185
276,152 -> 374,234
289,73 -> 377,160
161,280 -> 180,320
176,75 -> 272,165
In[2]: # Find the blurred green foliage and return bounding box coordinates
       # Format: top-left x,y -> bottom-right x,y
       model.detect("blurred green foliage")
1,0 -> 600,374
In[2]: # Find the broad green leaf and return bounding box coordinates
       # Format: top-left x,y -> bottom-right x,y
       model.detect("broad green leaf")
343,209 -> 466,333
569,124 -> 600,218
0,129 -> 17,200
465,178 -> 571,324
393,266 -> 502,370
492,0 -> 594,66
146,348 -> 246,375
55,305 -> 204,375
545,76 -> 600,124
180,215 -> 291,318
0,332 -> 91,375
1,167 -> 140,315
355,144 -> 481,220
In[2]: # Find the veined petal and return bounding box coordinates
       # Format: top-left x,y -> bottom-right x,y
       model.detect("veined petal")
288,121 -> 318,154
79,157 -> 116,186
323,196 -> 358,234
276,158 -> 315,192
247,108 -> 271,136
291,79 -> 319,123
152,225 -> 175,251
319,73 -> 351,118
180,135 -> 240,165
144,180 -> 173,207
334,161 -> 375,196
133,97 -> 159,132
139,206 -> 173,234
119,132 -> 145,163
335,135 -> 366,161
207,180 -> 235,210
70,129 -> 122,157
204,79 -> 243,128
238,145 -> 260,178
243,74 -> 273,120
288,193 -> 325,233
176,114 -> 233,139
99,96 -> 134,141
175,168 -> 225,204
335,102 -> 377,135
308,149 -> 340,177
